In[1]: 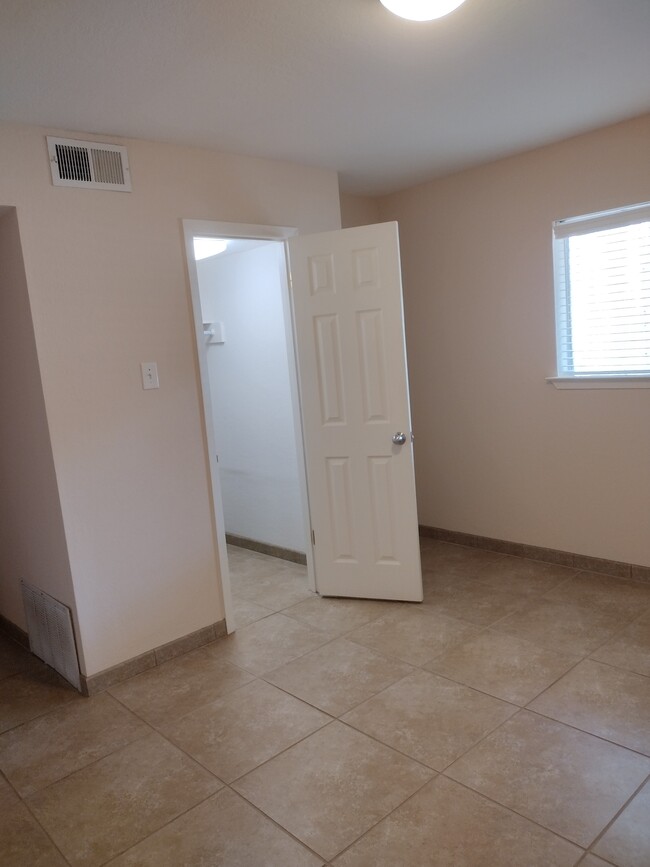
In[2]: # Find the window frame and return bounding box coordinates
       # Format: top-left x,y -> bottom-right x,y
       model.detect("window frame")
549,201 -> 650,390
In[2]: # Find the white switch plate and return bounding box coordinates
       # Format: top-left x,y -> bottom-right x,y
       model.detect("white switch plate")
141,362 -> 159,390
211,321 -> 225,343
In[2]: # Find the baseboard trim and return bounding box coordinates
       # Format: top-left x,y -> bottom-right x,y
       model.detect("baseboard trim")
419,525 -> 650,584
80,619 -> 227,696
0,613 -> 30,648
226,533 -> 307,566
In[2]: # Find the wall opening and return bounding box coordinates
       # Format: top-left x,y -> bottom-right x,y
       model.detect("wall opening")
189,227 -> 314,628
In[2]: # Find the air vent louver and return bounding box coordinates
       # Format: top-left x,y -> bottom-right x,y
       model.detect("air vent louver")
47,136 -> 132,191
21,580 -> 81,690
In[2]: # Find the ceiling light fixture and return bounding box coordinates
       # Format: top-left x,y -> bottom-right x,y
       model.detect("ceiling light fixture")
379,0 -> 466,21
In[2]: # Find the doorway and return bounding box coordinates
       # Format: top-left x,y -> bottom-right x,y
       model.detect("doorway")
186,219 -> 423,632
183,221 -> 315,633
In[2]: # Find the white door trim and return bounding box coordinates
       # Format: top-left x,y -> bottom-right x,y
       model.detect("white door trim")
182,219 -> 315,634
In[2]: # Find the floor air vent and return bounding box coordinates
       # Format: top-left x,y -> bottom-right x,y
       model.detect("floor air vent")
21,581 -> 81,690
47,136 -> 132,191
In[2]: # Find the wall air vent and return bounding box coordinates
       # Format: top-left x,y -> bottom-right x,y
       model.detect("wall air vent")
46,136 -> 132,191
21,580 -> 81,691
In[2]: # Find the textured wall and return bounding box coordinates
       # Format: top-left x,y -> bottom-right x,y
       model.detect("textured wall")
0,123 -> 340,674
380,115 -> 650,566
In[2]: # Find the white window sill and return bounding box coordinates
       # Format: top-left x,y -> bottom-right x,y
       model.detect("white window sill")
547,376 -> 650,390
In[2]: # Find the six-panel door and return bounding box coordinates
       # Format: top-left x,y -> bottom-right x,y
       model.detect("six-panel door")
287,222 -> 422,601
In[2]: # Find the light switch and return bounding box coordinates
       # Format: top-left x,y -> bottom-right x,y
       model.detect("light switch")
141,362 -> 159,390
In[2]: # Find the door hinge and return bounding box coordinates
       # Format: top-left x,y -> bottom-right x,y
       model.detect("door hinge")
311,529 -> 315,546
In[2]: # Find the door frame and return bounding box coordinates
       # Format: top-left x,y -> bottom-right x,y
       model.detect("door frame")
182,219 -> 316,633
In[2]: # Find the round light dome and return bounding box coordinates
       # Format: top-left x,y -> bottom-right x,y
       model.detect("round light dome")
380,0 -> 467,21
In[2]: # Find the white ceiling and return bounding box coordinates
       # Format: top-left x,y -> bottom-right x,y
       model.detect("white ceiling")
1,0 -> 649,195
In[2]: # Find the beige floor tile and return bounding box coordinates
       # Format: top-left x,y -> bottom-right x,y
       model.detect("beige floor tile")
0,802 -> 68,867
579,857 -> 613,867
0,692 -> 151,797
229,562 -> 292,588
0,635 -> 42,681
590,618 -> 650,677
420,543 -> 505,576
342,669 -> 516,770
28,732 -> 221,867
332,775 -> 582,867
211,613 -> 334,676
233,721 -> 433,861
0,668 -> 81,733
493,598 -> 629,656
230,552 -> 311,604
446,710 -> 650,847
266,638 -> 414,716
474,556 -> 578,596
347,607 -> 479,666
231,595 -> 274,628
228,550 -> 295,579
421,580 -> 531,626
234,570 -> 315,611
422,570 -> 476,595
425,629 -> 579,705
162,680 -> 329,782
0,772 -> 19,811
284,596 -> 402,636
108,644 -> 254,726
543,572 -> 650,620
108,788 -> 324,866
5,549 -> 649,866
529,660 -> 650,755
593,780 -> 650,867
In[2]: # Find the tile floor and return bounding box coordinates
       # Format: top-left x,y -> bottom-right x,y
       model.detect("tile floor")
1,539 -> 649,865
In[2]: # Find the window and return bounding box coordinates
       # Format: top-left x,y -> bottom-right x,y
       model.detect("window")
552,202 -> 650,381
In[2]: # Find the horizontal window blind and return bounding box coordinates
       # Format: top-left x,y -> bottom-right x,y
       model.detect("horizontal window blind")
553,204 -> 650,377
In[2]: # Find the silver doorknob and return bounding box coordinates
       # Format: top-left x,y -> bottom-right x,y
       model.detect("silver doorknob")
392,432 -> 407,445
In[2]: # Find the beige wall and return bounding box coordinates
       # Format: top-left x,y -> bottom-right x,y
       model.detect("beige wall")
0,208 -> 78,646
0,123 -> 341,676
340,192 -> 380,228
379,114 -> 650,568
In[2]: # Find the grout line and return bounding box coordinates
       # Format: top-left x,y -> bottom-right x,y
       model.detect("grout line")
226,717 -> 339,786
279,599 -> 405,640
0,672 -> 81,736
19,796 -> 75,865
334,712 -> 451,773
159,694 -> 335,788
583,654 -> 650,682
576,855 -> 616,866
3,546 -> 647,865
0,768 -> 21,802
0,697 -> 157,799
520,654 -> 595,708
92,788 -> 227,865
260,662 -> 414,720
18,724 -> 156,799
585,606 -> 650,658
222,781 -> 334,863
436,773 -> 588,853
522,704 -> 650,761
582,770 -> 650,859
108,673 -> 261,733
90,678 -> 334,863
318,771 -> 437,862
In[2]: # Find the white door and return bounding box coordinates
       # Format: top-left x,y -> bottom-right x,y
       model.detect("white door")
287,222 -> 422,601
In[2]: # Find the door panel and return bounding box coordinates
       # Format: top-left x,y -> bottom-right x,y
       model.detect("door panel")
288,222 -> 422,601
